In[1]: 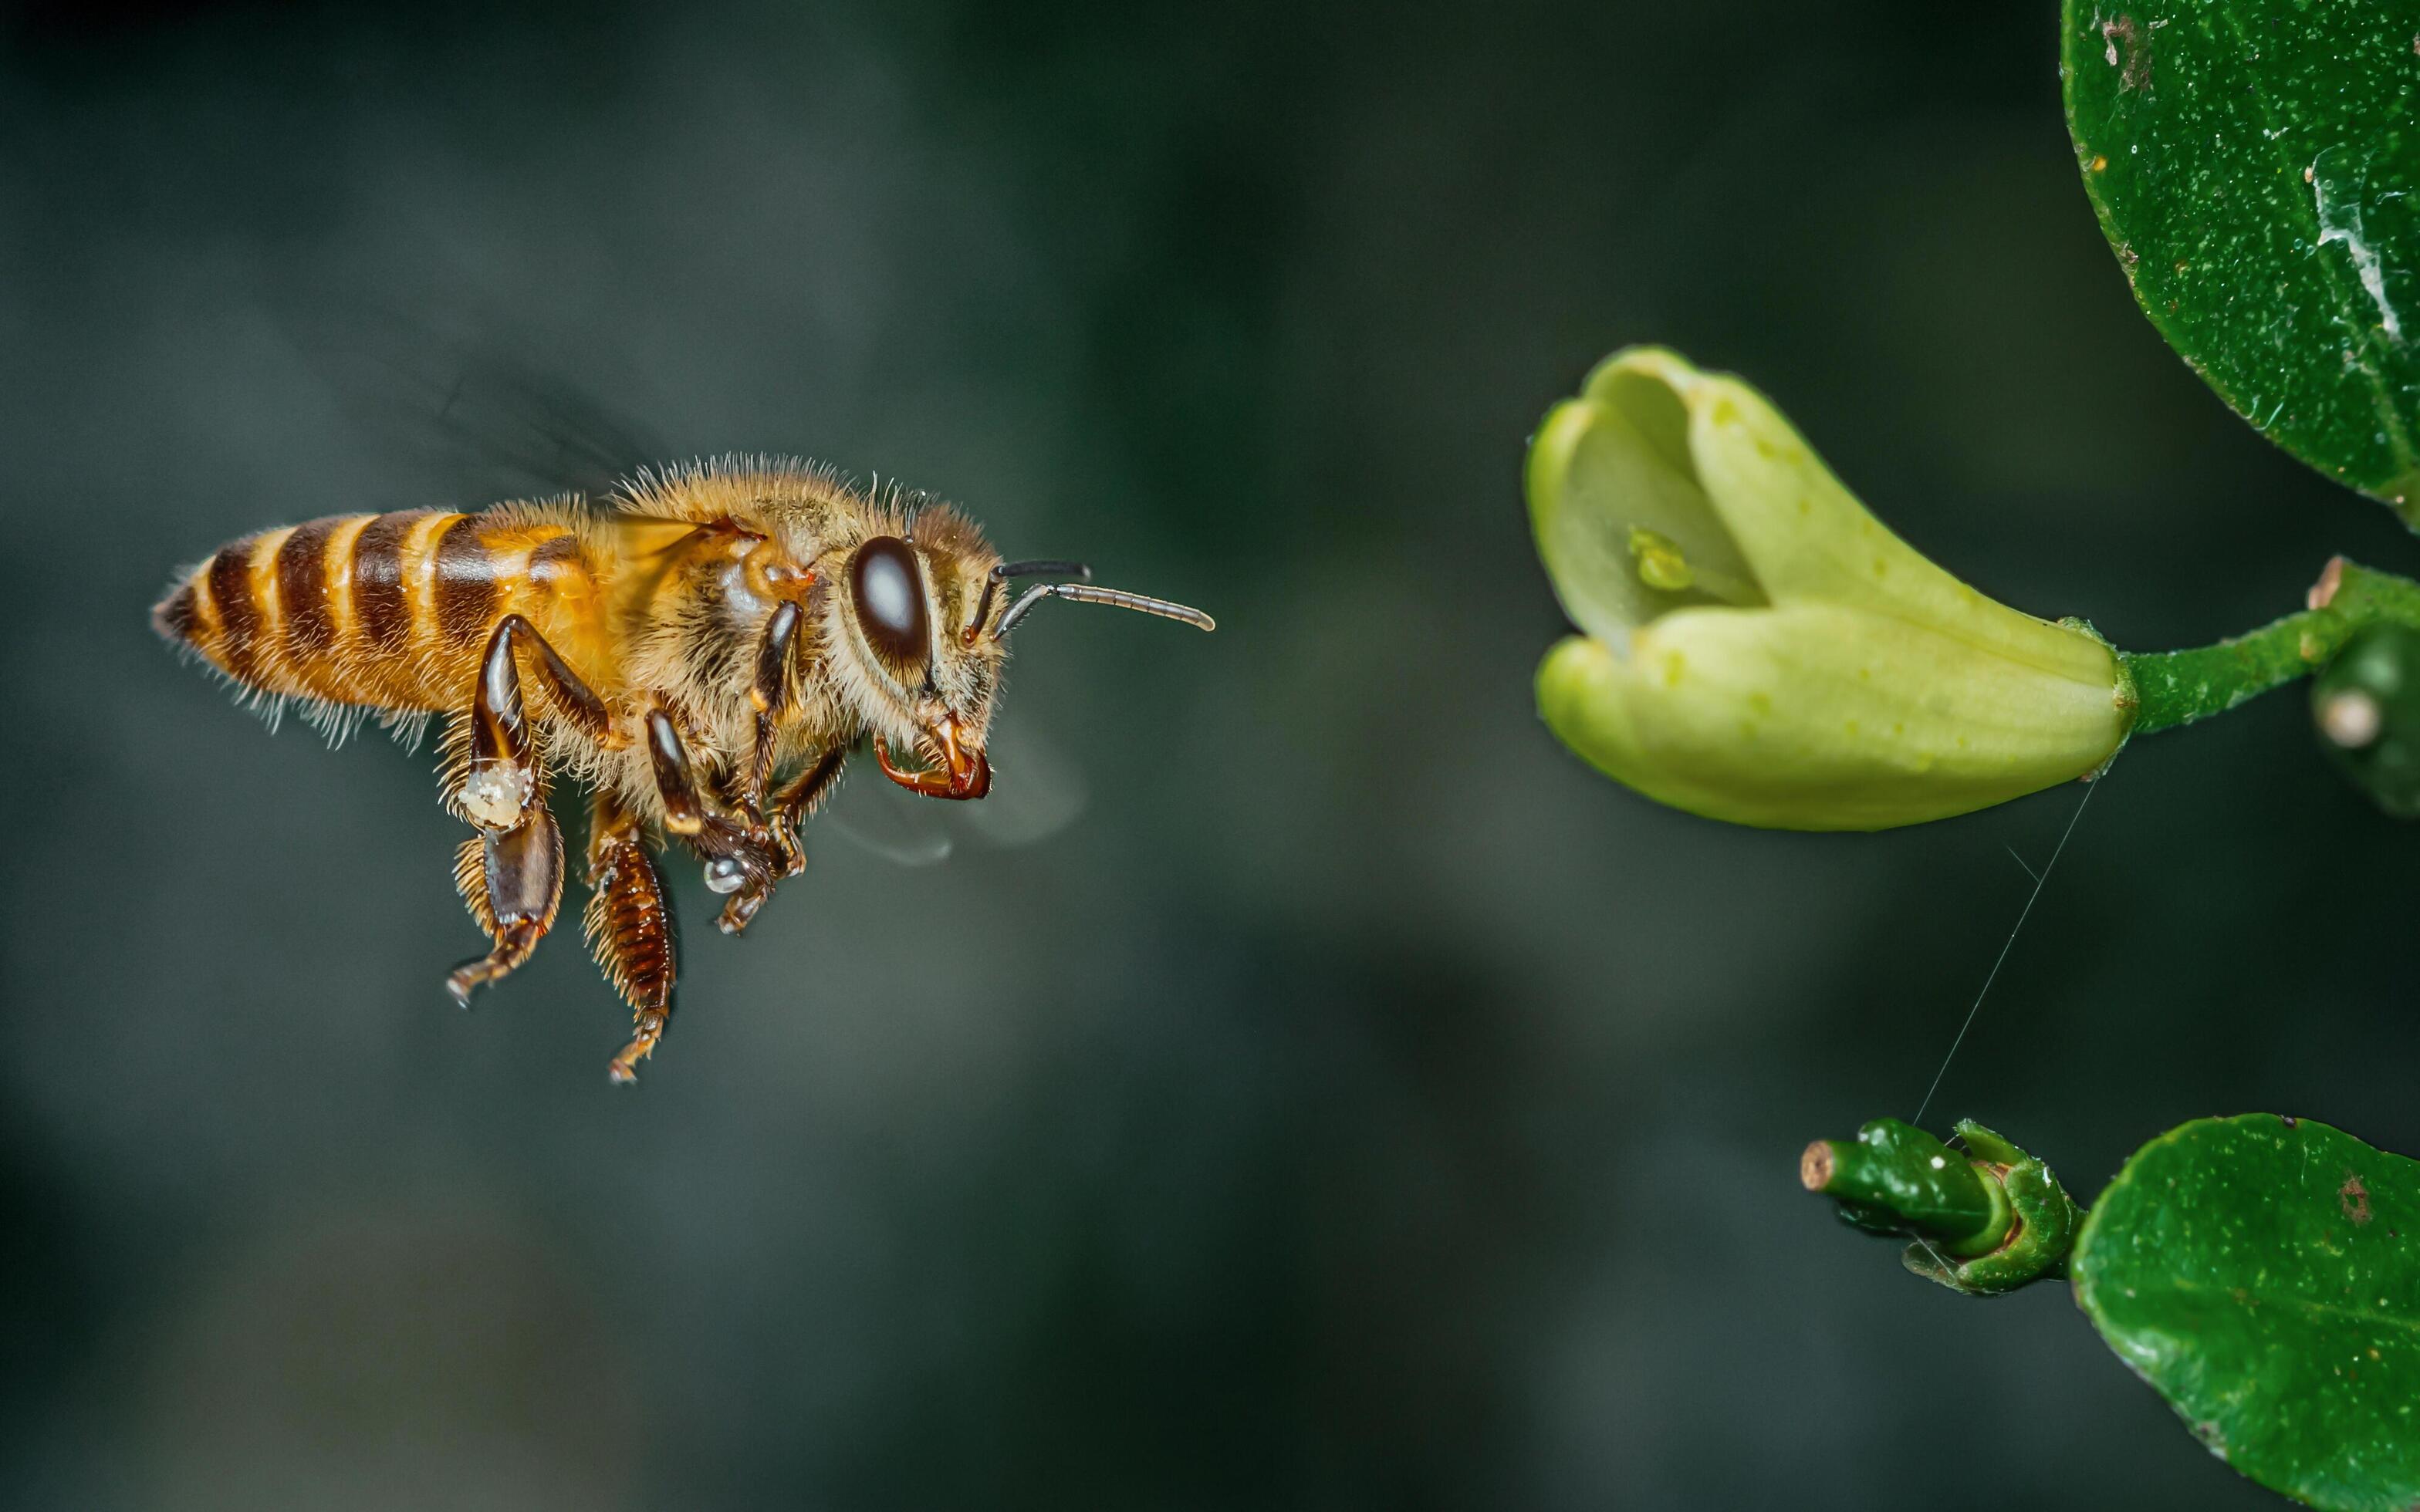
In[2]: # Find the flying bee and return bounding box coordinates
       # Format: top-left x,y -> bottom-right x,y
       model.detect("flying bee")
154,458 -> 1213,1082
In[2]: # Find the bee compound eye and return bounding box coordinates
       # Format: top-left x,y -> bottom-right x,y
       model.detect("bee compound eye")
850,535 -> 929,670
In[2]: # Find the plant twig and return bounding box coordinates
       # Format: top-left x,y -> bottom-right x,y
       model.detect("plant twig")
2123,558 -> 2420,734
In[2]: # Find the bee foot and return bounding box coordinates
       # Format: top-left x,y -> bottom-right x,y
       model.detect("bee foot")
717,886 -> 768,936
607,1014 -> 665,1084
445,946 -> 521,1007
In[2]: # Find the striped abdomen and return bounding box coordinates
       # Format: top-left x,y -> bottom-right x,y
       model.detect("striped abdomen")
154,508 -> 614,714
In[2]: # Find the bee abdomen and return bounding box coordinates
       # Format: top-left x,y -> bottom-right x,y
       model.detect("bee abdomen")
156,509 -> 584,711
158,515 -> 365,697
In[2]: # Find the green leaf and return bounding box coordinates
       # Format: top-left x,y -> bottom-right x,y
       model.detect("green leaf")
2071,1115 -> 2420,1510
2062,2 -> 2420,523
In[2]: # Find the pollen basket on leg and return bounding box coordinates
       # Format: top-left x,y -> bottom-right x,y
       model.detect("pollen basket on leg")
459,761 -> 537,829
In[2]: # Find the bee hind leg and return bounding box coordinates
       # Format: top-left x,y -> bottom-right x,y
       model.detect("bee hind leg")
586,792 -> 677,1085
445,807 -> 565,1006
443,614 -> 590,1006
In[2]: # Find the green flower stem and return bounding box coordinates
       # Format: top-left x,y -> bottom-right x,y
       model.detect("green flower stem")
2123,559 -> 2420,735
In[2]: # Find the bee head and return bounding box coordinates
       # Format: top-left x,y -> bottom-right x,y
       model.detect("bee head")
823,500 -> 1213,802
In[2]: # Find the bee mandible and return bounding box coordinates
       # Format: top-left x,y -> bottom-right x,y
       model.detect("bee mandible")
154,458 -> 1213,1082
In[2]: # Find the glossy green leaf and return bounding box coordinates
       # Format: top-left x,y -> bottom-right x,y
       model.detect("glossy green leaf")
2062,2 -> 2420,522
2071,1115 -> 2420,1510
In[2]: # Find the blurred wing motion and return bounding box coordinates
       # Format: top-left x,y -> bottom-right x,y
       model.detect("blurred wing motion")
819,722 -> 1090,866
820,765 -> 956,867
276,285 -> 668,509
953,718 -> 1089,847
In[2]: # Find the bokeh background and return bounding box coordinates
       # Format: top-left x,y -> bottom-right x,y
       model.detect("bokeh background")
4,3 -> 2415,1507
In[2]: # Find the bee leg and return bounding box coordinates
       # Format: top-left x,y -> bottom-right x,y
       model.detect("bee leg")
715,600 -> 817,937
444,619 -> 576,1005
644,705 -> 785,936
741,600 -> 803,820
505,613 -> 619,744
584,794 -> 676,1085
719,747 -> 848,936
452,613 -> 621,823
444,805 -> 565,1006
767,747 -> 848,878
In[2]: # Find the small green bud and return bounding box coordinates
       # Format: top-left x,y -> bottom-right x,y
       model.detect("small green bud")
1802,1117 -> 2081,1298
1898,1121 -> 2083,1296
1802,1119 -> 2003,1251
1529,347 -> 2131,830
2313,623 -> 2420,818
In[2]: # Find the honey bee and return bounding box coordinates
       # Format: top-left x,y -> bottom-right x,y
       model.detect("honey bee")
154,458 -> 1212,1082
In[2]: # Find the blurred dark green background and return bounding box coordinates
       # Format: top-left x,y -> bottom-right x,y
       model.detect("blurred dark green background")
4,3 -> 2415,1507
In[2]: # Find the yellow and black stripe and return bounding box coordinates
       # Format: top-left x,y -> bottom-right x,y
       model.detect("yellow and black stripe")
154,508 -> 607,714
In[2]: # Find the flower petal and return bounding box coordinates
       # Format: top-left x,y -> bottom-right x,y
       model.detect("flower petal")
1529,347 -> 1766,644
1536,603 -> 2128,831
1624,350 -> 2115,689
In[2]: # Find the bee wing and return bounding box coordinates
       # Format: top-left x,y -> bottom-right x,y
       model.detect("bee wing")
816,722 -> 1089,868
955,720 -> 1089,848
820,764 -> 955,867
275,282 -> 668,508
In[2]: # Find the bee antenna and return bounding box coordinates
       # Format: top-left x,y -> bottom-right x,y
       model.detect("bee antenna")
965,559 -> 1091,643
995,581 -> 1216,638
999,559 -> 1091,580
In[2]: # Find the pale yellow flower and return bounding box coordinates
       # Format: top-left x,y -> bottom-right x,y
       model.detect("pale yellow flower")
1531,347 -> 2130,830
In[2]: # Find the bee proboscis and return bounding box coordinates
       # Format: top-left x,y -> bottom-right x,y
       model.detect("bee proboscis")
154,458 -> 1212,1082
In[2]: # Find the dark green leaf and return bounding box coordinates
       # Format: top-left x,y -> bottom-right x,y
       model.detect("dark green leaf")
2072,1115 -> 2420,1510
2063,2 -> 2420,523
